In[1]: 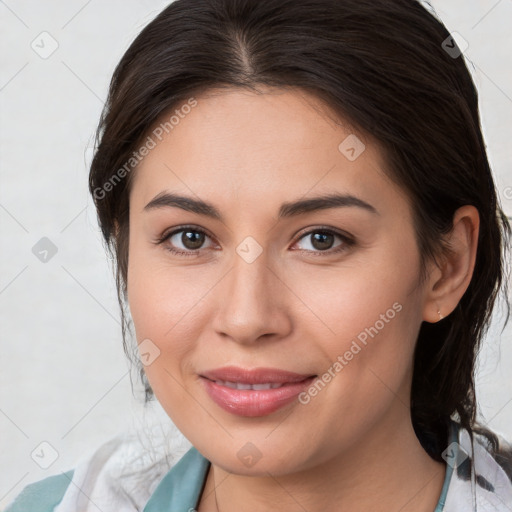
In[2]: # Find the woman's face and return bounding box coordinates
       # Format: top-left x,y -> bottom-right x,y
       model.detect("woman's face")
127,87 -> 431,475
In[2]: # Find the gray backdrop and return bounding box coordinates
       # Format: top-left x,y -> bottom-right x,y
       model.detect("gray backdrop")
1,0 -> 511,508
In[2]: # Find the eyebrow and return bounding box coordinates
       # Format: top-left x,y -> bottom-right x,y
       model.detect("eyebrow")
143,191 -> 378,220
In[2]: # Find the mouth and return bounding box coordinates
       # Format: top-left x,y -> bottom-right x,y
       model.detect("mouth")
208,381 -> 288,390
199,366 -> 317,417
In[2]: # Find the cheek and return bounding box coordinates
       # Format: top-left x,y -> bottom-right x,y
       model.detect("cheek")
289,244 -> 423,417
290,291 -> 422,461
296,273 -> 421,397
285,239 -> 421,353
127,222 -> 208,334
127,261 -> 209,359
126,255 -> 206,429
126,236 -> 228,411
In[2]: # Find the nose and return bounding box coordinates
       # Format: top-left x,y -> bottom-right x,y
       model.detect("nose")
211,245 -> 293,345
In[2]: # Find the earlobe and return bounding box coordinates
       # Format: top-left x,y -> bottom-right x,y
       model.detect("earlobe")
422,205 -> 480,323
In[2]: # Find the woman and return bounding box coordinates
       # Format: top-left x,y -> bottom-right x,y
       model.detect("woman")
6,0 -> 512,510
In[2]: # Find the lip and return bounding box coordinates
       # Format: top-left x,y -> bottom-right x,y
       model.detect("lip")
199,366 -> 316,417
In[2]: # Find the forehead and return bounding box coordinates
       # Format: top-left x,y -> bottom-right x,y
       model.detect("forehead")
129,87 -> 403,216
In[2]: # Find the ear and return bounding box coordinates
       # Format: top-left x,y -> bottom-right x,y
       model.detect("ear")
422,205 -> 479,323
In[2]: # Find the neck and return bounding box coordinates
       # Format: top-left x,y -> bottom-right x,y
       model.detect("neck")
198,410 -> 446,512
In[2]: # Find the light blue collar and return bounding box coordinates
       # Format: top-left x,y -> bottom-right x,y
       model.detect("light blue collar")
143,446 -> 211,512
435,419 -> 458,511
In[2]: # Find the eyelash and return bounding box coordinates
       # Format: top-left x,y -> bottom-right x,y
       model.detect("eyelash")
155,225 -> 355,258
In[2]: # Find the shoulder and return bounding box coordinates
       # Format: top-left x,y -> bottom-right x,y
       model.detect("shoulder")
5,417 -> 192,512
444,420 -> 512,511
468,423 -> 512,483
4,470 -> 74,512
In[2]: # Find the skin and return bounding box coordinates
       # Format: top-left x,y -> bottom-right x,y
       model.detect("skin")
126,87 -> 479,512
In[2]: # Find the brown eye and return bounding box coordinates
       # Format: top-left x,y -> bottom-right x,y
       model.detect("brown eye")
294,228 -> 354,255
158,226 -> 215,256
178,230 -> 206,250
310,231 -> 335,250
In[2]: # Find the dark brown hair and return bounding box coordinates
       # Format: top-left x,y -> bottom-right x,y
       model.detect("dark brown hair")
89,0 -> 511,461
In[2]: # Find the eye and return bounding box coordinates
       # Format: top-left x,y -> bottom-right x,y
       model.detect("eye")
156,225 -> 354,257
292,228 -> 354,255
156,226 -> 216,256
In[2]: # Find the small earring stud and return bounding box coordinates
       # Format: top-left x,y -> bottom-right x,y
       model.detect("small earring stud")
438,309 -> 444,321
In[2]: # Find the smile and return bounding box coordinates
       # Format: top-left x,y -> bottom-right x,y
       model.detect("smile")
199,366 -> 316,417
211,381 -> 286,390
